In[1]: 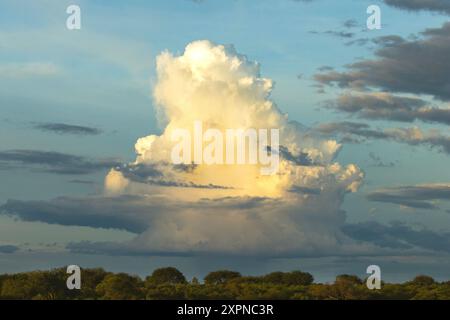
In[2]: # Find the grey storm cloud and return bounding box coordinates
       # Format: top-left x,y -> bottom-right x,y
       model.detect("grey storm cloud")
115,163 -> 232,189
384,0 -> 450,15
0,245 -> 19,254
0,195 -> 152,233
342,221 -> 450,253
1,192 -> 424,258
0,195 -> 279,234
33,122 -> 102,135
366,184 -> 450,210
66,241 -> 195,257
327,93 -> 450,125
315,22 -> 450,101
0,149 -> 121,175
315,121 -> 450,154
0,193 -> 378,258
0,195 -> 304,258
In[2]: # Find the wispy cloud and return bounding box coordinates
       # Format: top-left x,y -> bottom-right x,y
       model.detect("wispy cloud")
342,19 -> 358,29
325,93 -> 450,126
0,62 -> 60,78
316,121 -> 450,154
309,30 -> 355,39
343,221 -> 450,253
0,195 -> 149,233
0,245 -> 19,254
0,150 -> 121,175
32,122 -> 102,136
368,152 -> 396,168
366,184 -> 450,210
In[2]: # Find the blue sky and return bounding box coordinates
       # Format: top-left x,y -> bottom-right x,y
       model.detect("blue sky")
0,0 -> 450,282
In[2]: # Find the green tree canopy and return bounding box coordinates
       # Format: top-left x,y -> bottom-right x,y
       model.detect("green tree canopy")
96,273 -> 144,300
283,271 -> 314,286
146,267 -> 187,286
204,270 -> 241,285
263,271 -> 314,286
335,274 -> 363,285
1,267 -> 450,300
410,275 -> 436,286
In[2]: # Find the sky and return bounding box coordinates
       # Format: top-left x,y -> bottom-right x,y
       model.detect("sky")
0,0 -> 450,283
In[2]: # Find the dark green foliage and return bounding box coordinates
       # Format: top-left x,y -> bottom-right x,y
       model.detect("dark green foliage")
263,271 -> 314,286
191,277 -> 200,285
335,274 -> 363,285
96,273 -> 144,300
77,268 -> 110,299
204,270 -> 241,285
0,267 -> 449,300
146,267 -> 187,286
410,275 -> 435,286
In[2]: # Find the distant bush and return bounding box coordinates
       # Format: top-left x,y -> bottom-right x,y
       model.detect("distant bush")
204,270 -> 241,285
146,267 -> 187,286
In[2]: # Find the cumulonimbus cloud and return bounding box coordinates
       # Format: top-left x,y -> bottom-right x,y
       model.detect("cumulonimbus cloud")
2,40 -> 366,257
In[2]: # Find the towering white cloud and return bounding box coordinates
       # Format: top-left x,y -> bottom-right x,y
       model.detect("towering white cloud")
100,40 -> 365,255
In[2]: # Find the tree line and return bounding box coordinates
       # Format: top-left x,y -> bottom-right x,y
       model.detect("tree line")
0,267 -> 449,300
